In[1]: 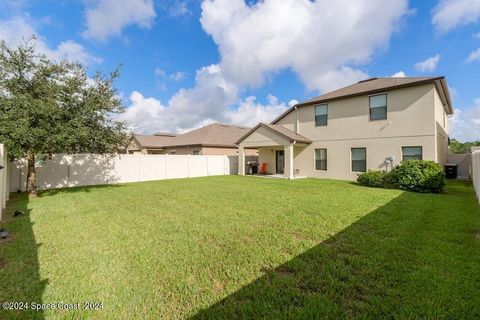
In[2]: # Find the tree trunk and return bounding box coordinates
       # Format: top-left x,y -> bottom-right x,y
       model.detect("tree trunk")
27,152 -> 37,198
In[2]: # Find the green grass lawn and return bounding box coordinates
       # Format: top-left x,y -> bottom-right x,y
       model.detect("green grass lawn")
0,176 -> 479,319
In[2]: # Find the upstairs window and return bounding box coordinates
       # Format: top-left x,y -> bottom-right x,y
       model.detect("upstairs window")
369,94 -> 387,120
351,148 -> 367,172
315,149 -> 327,171
402,146 -> 422,161
315,104 -> 328,126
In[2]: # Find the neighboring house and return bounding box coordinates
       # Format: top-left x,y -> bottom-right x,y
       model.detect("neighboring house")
128,132 -> 178,154
237,76 -> 453,180
127,123 -> 257,156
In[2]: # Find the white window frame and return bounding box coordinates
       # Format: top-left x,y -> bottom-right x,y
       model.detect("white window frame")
369,93 -> 388,121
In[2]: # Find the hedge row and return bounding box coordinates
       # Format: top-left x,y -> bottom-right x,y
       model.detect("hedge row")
357,160 -> 445,193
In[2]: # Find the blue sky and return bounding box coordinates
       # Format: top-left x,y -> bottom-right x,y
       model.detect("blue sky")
0,0 -> 479,141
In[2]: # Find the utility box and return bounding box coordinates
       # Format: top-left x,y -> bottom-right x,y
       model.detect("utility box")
445,164 -> 458,179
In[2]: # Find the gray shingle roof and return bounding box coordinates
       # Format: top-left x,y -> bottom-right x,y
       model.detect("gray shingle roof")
133,134 -> 176,149
153,132 -> 178,137
160,123 -> 250,148
134,123 -> 251,149
302,77 -> 439,105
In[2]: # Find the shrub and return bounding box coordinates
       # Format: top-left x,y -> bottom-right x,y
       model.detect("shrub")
389,160 -> 445,193
357,170 -> 390,189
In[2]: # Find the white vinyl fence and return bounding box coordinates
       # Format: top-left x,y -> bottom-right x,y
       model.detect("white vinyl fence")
9,153 -> 238,192
473,150 -> 480,204
0,144 -> 9,220
447,153 -> 472,179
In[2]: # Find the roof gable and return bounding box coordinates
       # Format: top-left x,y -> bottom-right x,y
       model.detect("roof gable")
236,123 -> 312,145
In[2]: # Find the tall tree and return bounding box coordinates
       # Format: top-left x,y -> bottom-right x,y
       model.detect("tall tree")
0,37 -> 129,198
449,138 -> 480,154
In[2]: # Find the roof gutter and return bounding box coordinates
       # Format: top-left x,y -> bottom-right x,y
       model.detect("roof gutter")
435,78 -> 454,115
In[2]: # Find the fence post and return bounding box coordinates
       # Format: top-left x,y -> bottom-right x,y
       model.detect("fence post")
0,144 -> 6,220
165,154 -> 168,179
223,156 -> 227,175
206,156 -> 209,176
472,151 -> 480,204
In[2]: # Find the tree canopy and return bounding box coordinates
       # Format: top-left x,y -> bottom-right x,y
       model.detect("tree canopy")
0,37 -> 129,196
449,139 -> 480,154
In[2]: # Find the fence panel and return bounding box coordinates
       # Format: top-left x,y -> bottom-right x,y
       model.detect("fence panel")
188,156 -> 208,177
139,155 -> 167,181
447,153 -> 472,179
9,153 -> 235,192
473,151 -> 480,203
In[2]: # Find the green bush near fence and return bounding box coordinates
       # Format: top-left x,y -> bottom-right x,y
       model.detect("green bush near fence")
357,160 -> 445,193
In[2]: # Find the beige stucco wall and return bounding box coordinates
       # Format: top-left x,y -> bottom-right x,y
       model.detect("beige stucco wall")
160,146 -> 202,155
254,83 -> 449,180
201,147 -> 257,156
240,126 -> 291,147
277,83 -> 438,140
258,146 -> 282,174
436,126 -> 449,165
433,88 -> 449,165
291,136 -> 436,180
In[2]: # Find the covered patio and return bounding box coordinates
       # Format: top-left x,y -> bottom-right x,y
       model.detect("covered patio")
236,123 -> 312,179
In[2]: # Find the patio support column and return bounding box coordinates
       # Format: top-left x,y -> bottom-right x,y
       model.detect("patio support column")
238,145 -> 245,175
284,143 -> 294,179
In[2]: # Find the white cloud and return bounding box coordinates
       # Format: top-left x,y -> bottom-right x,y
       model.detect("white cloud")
122,65 -> 237,133
307,67 -> 369,93
391,71 -> 407,77
123,0 -> 411,133
169,71 -> 187,82
414,54 -> 441,72
432,0 -> 480,33
169,2 -> 192,17
121,65 -> 293,133
448,86 -> 458,100
200,0 -> 409,92
165,64 -> 238,130
119,91 -> 167,133
50,41 -> 102,64
154,68 -> 187,92
466,48 -> 480,63
154,68 -> 166,77
0,15 -> 101,64
225,95 -> 291,128
0,0 -> 27,11
474,32 -> 480,39
83,0 -> 156,41
449,98 -> 480,142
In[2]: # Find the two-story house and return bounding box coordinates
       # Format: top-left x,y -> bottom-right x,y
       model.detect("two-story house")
236,76 -> 453,180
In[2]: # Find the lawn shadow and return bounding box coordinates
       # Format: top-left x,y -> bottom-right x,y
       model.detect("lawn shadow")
38,182 -> 125,197
0,192 -> 47,320
191,182 -> 480,319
